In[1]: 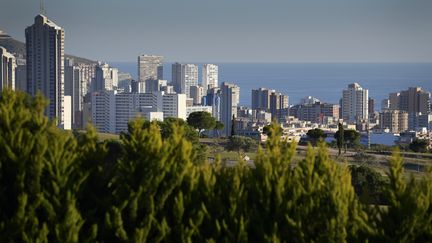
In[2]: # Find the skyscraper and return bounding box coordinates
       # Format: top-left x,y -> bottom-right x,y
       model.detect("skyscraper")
269,91 -> 289,121
251,88 -> 273,111
138,55 -> 163,93
26,14 -> 65,126
386,87 -> 431,130
220,82 -> 240,136
399,87 -> 430,114
171,63 -> 198,98
190,85 -> 204,105
64,58 -> 95,128
92,62 -> 118,92
341,83 -> 369,124
202,64 -> 218,93
0,46 -> 16,91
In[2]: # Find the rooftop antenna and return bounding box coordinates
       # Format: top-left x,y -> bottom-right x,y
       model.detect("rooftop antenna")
40,0 -> 46,15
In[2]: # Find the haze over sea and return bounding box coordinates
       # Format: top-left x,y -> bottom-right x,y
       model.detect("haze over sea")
111,62 -> 432,109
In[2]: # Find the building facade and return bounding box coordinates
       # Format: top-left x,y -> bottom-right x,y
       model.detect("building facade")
91,91 -> 186,134
290,102 -> 339,124
221,82 -> 240,136
379,110 -> 408,133
0,46 -> 16,91
202,64 -> 218,93
251,87 -> 273,111
190,85 -> 204,105
26,14 -> 65,127
138,55 -> 163,93
269,91 -> 289,121
92,62 -> 118,92
341,83 -> 369,124
172,63 -> 198,98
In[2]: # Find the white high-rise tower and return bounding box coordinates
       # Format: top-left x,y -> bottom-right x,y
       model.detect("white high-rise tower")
342,83 -> 369,124
202,64 -> 218,93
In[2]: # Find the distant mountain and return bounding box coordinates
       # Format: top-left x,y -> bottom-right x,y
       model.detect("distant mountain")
0,32 -> 96,65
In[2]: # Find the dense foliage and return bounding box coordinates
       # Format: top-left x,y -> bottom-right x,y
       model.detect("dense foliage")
306,128 -> 327,146
409,138 -> 429,153
1,89 -> 432,242
226,135 -> 258,153
335,127 -> 361,152
187,111 -> 217,137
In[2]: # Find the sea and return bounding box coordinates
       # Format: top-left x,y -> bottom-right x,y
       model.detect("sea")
110,62 -> 432,109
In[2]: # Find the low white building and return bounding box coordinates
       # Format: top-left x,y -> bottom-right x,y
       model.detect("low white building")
186,106 -> 213,117
91,90 -> 186,133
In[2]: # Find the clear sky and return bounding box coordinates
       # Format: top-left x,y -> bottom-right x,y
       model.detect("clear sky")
1,0 -> 431,63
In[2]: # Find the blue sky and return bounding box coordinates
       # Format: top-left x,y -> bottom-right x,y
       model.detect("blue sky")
1,0 -> 431,62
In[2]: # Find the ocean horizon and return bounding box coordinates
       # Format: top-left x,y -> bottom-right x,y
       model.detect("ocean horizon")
110,62 -> 432,109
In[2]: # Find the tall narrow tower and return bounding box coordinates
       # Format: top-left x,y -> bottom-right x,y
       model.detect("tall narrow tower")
26,14 -> 65,126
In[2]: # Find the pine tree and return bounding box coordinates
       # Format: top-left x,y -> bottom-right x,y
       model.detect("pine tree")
373,149 -> 432,241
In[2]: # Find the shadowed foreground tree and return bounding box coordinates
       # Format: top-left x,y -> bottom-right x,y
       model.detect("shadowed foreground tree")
0,90 -> 93,242
336,122 -> 345,155
1,89 -> 432,242
409,139 -> 428,153
306,128 -> 327,146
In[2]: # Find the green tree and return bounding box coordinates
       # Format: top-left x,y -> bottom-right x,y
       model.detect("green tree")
106,119 -> 198,241
227,135 -> 258,153
349,165 -> 387,204
336,123 -> 344,155
409,139 -> 428,153
0,89 -> 90,242
187,111 -> 216,137
230,114 -> 236,137
344,129 -> 361,150
372,149 -> 432,241
335,127 -> 360,153
262,123 -> 283,138
306,128 -> 327,146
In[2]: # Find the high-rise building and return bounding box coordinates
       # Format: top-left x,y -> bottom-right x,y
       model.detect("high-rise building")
399,87 -> 430,114
204,87 -> 221,120
221,82 -> 240,136
0,46 -> 16,91
92,62 -> 118,92
172,63 -> 198,98
269,91 -> 289,121
341,83 -> 369,124
15,58 -> 27,92
381,98 -> 390,110
145,79 -> 167,93
386,87 -> 431,129
190,85 -> 204,105
138,55 -> 163,93
202,64 -> 218,93
65,59 -> 80,128
251,88 -> 273,110
379,110 -> 408,133
368,98 -> 375,114
26,14 -> 65,127
64,58 -> 95,128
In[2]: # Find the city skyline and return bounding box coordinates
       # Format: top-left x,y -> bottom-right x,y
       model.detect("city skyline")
1,0 -> 432,63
